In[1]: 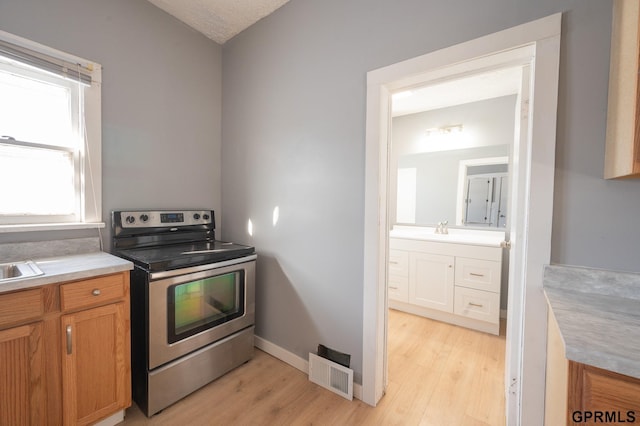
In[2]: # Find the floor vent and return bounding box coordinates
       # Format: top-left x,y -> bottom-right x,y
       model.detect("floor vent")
308,353 -> 353,400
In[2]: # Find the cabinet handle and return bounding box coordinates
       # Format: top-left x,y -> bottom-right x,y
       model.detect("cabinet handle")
468,302 -> 484,308
389,261 -> 399,265
470,273 -> 485,277
66,325 -> 72,355
92,289 -> 101,296
389,286 -> 399,290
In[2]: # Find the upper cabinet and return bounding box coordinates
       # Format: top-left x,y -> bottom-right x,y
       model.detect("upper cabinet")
605,0 -> 640,179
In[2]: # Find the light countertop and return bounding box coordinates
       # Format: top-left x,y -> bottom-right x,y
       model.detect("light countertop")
390,225 -> 506,247
0,251 -> 133,294
543,264 -> 640,380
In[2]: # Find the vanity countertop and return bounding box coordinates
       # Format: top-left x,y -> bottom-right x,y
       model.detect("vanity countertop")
543,264 -> 640,380
389,225 -> 506,247
0,251 -> 133,294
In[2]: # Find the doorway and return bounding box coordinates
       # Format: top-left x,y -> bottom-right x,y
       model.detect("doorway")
386,67 -> 518,424
362,14 -> 561,425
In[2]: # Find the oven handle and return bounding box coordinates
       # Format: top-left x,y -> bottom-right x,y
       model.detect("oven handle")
149,254 -> 257,280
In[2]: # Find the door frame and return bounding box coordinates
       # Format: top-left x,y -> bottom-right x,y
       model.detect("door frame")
362,13 -> 561,425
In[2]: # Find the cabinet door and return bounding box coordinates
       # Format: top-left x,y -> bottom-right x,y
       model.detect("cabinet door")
61,303 -> 128,426
0,323 -> 45,426
409,252 -> 454,312
465,177 -> 491,225
568,362 -> 640,425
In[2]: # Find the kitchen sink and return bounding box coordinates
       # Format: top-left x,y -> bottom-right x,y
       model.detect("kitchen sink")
0,261 -> 44,282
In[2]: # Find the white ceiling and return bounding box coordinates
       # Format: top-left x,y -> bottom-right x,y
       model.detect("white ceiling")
146,0 -> 290,44
392,66 -> 522,117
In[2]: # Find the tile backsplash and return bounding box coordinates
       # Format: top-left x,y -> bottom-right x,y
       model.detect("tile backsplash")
0,237 -> 101,262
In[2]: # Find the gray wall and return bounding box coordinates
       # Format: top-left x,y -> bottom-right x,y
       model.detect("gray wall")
221,0 -> 632,385
0,0 -> 222,249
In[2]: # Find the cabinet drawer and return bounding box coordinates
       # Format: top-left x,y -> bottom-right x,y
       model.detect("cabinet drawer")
389,250 -> 409,277
454,286 -> 499,324
61,274 -> 125,311
0,288 -> 44,328
388,274 -> 408,302
455,257 -> 501,293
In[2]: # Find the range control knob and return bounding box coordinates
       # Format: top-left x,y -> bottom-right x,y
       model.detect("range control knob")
125,215 -> 135,224
193,213 -> 201,220
140,214 -> 149,222
203,214 -> 210,220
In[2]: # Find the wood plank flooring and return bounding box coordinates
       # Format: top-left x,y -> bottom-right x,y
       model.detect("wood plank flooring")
121,309 -> 505,425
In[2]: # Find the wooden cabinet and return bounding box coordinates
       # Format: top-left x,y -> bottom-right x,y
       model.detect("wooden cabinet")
62,303 -> 129,426
545,309 -> 640,425
409,252 -> 454,312
0,272 -> 130,425
0,323 -> 45,425
604,0 -> 640,179
568,363 -> 640,423
389,237 -> 502,335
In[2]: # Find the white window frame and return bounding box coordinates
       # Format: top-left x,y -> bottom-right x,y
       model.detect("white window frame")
0,30 -> 102,232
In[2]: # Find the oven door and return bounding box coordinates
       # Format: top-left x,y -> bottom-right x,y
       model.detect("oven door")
148,258 -> 255,369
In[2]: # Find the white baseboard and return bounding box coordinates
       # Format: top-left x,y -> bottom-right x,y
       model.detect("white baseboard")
95,410 -> 124,426
254,335 -> 363,401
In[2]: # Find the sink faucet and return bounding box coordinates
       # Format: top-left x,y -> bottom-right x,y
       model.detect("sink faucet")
435,221 -> 449,234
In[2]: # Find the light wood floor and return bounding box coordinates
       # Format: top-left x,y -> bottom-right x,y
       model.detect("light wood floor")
122,309 -> 506,425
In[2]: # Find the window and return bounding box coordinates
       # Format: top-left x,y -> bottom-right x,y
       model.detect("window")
0,30 -> 102,229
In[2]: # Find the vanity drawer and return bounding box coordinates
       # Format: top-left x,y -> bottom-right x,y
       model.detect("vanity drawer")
454,286 -> 499,324
0,288 -> 44,328
388,274 -> 409,303
61,273 -> 125,311
455,257 -> 501,293
389,249 -> 409,277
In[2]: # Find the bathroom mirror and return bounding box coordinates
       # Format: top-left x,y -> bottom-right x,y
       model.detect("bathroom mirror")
390,94 -> 517,229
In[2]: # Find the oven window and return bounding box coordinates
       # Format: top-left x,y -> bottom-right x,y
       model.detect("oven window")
167,270 -> 245,343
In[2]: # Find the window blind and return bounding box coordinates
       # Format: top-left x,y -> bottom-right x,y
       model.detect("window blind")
0,39 -> 92,85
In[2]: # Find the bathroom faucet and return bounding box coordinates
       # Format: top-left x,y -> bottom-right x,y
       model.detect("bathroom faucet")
435,221 -> 449,234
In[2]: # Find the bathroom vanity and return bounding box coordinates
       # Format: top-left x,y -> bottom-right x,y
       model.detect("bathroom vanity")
388,226 -> 505,335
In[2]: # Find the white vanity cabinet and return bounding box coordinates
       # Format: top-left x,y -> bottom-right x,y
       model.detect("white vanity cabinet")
388,249 -> 409,302
389,236 -> 502,335
409,252 -> 454,312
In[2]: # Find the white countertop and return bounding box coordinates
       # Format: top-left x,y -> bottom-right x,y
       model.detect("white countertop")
543,264 -> 640,380
389,225 -> 506,247
0,251 -> 133,294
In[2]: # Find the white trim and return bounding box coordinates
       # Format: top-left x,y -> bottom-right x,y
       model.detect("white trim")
94,410 -> 124,426
363,13 -> 561,426
0,30 -> 102,227
254,336 -> 363,401
0,29 -> 97,70
254,335 -> 309,373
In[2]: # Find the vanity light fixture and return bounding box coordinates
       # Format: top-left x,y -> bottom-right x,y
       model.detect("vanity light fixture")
425,124 -> 463,137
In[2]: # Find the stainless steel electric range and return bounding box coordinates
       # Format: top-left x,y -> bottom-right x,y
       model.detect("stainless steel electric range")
111,209 -> 256,417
